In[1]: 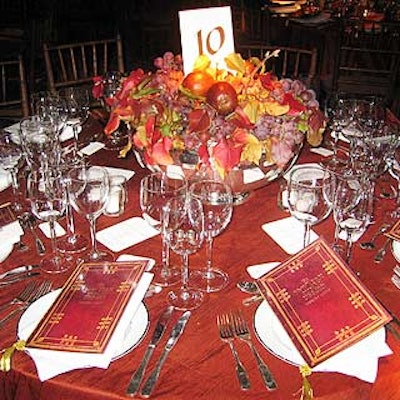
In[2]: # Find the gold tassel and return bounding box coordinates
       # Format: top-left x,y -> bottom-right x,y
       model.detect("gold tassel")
299,364 -> 313,400
0,340 -> 26,372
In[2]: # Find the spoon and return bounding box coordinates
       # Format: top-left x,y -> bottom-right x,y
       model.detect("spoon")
237,281 -> 259,294
359,223 -> 390,250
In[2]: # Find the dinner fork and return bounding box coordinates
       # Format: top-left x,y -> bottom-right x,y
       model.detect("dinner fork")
217,313 -> 250,390
0,280 -> 52,329
231,310 -> 277,390
0,281 -> 39,312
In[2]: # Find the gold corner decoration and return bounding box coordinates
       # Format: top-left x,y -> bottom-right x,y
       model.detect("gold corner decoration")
0,340 -> 26,372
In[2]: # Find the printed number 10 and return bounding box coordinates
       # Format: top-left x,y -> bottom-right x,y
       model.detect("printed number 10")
197,26 -> 226,56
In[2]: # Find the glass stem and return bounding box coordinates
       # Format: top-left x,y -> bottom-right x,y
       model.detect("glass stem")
304,222 -> 311,248
72,125 -> 80,156
345,229 -> 353,262
49,219 -> 58,256
65,191 -> 77,242
181,253 -> 189,291
10,168 -> 22,211
88,216 -> 99,256
205,233 -> 214,276
161,234 -> 170,270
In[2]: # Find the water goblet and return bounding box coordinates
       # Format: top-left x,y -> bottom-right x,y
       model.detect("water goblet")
139,171 -> 186,287
287,165 -> 334,248
27,169 -> 74,273
163,196 -> 205,310
189,179 -> 233,292
68,165 -> 113,262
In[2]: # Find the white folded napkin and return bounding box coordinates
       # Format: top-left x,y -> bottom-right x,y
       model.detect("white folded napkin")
38,221 -> 66,238
262,217 -> 318,254
79,142 -> 105,156
96,217 -> 159,252
116,254 -> 155,271
18,271 -> 153,381
0,220 -> 23,262
309,147 -> 334,157
102,166 -> 135,181
248,262 -> 393,383
243,167 -> 265,184
59,125 -> 82,142
0,169 -> 12,192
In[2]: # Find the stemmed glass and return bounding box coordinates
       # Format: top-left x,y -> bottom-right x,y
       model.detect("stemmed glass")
57,157 -> 89,253
287,165 -> 335,248
139,171 -> 186,286
189,179 -> 233,292
68,165 -> 112,262
386,136 -> 400,218
0,141 -> 23,212
27,169 -> 74,273
163,196 -> 205,310
332,174 -> 369,262
59,87 -> 90,162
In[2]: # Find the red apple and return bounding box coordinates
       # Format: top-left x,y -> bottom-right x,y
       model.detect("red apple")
182,71 -> 215,97
206,82 -> 238,115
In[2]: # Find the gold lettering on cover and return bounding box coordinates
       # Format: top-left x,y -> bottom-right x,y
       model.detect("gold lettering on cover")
97,316 -> 113,331
117,282 -> 131,292
289,259 -> 303,273
298,321 -> 313,337
293,274 -> 330,305
49,313 -> 64,324
322,259 -> 337,275
276,288 -> 291,303
60,334 -> 78,347
349,292 -> 366,309
335,326 -> 354,341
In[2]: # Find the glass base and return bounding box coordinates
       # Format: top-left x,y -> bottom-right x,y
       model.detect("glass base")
40,254 -> 74,274
168,287 -> 204,310
190,268 -> 229,293
152,264 -> 181,287
81,249 -> 114,263
103,132 -> 129,151
58,234 -> 89,254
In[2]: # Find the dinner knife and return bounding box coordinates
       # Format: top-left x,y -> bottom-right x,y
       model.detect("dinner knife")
0,271 -> 40,286
126,305 -> 174,397
0,265 -> 40,281
140,311 -> 191,398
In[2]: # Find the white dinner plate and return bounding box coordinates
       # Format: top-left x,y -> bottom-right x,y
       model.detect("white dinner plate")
254,300 -> 305,366
0,242 -> 14,263
0,170 -> 12,192
18,289 -> 149,361
391,239 -> 400,263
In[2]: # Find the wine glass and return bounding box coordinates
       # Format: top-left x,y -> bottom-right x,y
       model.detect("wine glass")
189,179 -> 233,292
287,165 -> 334,248
139,171 -> 186,286
163,196 -> 205,310
0,141 -> 23,212
27,169 -> 74,273
59,87 -> 90,162
68,165 -> 112,262
332,174 -> 369,262
57,157 -> 89,253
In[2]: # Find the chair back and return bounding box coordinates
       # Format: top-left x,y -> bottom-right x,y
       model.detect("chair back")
236,44 -> 318,89
43,34 -> 124,93
332,19 -> 400,108
0,56 -> 30,124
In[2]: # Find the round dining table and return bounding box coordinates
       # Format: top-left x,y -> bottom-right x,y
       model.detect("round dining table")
1,116 -> 400,400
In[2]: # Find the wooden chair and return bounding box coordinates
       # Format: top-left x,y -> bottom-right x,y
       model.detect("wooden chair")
332,19 -> 400,109
43,34 -> 125,93
236,44 -> 319,90
0,56 -> 30,126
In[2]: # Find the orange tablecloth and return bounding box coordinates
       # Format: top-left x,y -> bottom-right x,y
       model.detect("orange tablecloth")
1,119 -> 400,399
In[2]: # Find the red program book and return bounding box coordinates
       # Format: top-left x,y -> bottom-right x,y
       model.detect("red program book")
27,260 -> 150,353
257,237 -> 392,367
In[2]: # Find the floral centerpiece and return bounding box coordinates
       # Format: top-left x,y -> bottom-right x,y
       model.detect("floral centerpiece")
93,51 -> 325,196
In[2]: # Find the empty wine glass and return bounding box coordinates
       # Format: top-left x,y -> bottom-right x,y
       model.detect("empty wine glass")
287,165 -> 335,248
0,141 -> 23,212
189,179 -> 233,292
163,196 -> 205,310
68,165 -> 112,262
333,174 -> 369,262
140,171 -> 186,287
27,169 -> 74,273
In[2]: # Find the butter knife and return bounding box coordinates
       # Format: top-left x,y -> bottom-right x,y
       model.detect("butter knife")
0,271 -> 40,286
126,305 -> 174,396
0,265 -> 39,281
140,311 -> 191,398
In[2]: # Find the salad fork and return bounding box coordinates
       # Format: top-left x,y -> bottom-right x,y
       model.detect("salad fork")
231,310 -> 277,390
0,280 -> 52,328
217,313 -> 250,390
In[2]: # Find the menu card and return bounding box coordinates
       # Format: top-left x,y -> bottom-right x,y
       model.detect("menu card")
256,237 -> 392,367
27,260 -> 150,353
384,220 -> 400,241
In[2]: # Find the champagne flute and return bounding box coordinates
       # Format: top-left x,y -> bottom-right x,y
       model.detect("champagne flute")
163,196 -> 205,310
189,179 -> 233,292
140,171 -> 186,286
68,165 -> 112,262
287,165 -> 334,248
27,169 -> 74,273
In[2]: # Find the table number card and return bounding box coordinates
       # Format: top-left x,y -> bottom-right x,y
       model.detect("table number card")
179,6 -> 235,75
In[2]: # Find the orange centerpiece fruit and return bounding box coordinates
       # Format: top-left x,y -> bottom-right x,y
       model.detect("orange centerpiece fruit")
181,70 -> 215,97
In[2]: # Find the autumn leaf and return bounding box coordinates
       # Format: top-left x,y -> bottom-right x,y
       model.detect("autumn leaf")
240,134 -> 262,164
262,101 -> 290,116
188,109 -> 211,132
225,53 -> 246,75
213,137 -> 243,177
193,54 -> 211,71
